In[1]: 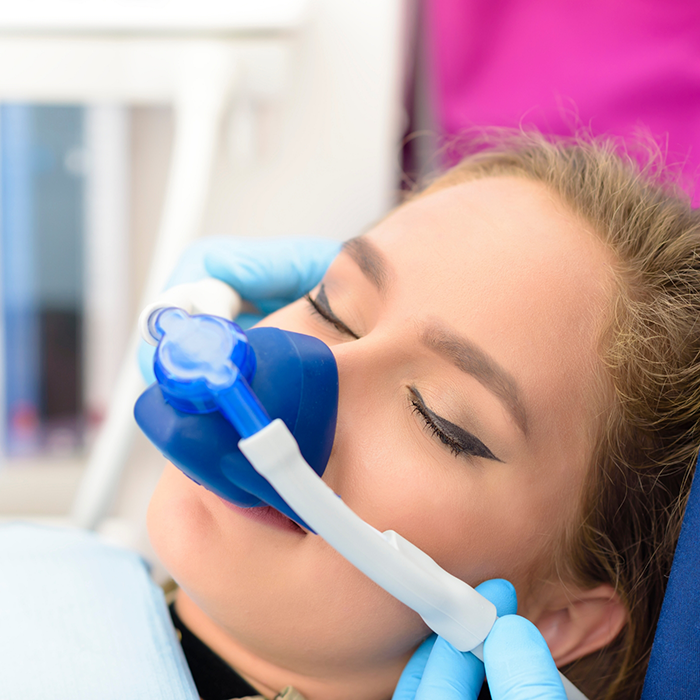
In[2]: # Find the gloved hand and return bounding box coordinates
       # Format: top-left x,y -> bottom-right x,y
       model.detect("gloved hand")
393,579 -> 567,700
138,237 -> 341,384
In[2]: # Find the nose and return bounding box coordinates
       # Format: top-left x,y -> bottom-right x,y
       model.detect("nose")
328,328 -> 401,406
320,331 -> 402,492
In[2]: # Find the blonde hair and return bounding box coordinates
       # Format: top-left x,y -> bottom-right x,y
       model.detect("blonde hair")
416,131 -> 700,700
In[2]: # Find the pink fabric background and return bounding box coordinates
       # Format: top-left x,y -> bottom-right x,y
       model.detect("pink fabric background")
426,0 -> 700,201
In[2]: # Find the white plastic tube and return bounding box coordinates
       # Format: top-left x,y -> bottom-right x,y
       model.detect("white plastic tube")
239,419 -> 588,700
139,278 -> 242,346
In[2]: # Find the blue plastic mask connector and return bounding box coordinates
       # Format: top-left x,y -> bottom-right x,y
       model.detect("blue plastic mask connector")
151,308 -> 270,438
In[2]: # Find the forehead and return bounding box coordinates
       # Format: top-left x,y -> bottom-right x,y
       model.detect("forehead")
363,176 -> 616,446
373,176 -> 602,272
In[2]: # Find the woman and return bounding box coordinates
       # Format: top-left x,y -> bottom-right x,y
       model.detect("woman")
147,132 -> 700,700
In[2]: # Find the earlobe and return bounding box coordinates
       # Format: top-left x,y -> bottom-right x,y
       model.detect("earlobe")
531,584 -> 628,667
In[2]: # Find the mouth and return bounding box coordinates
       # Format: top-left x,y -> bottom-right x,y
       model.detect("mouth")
218,497 -> 308,535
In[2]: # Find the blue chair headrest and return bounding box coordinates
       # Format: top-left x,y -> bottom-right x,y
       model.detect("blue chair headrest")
641,453 -> 700,699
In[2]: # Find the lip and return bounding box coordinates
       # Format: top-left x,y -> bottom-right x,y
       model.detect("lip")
219,497 -> 308,535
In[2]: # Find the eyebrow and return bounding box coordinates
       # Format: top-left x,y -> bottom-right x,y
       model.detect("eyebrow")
341,237 -> 391,292
421,323 -> 529,436
341,235 -> 529,435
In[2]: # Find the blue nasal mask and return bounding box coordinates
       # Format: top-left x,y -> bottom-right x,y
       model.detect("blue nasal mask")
135,308 -> 338,530
133,281 -> 586,700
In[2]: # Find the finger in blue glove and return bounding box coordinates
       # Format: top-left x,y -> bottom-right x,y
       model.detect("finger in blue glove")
204,237 -> 341,312
484,615 -> 567,700
392,636 -> 438,700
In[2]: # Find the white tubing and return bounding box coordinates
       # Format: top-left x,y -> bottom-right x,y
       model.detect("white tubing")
239,419 -> 589,700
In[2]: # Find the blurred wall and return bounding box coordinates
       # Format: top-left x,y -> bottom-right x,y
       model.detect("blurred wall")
129,0 -> 406,320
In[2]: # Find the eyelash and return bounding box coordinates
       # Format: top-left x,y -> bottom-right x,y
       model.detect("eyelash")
411,399 -> 474,459
410,390 -> 500,462
304,291 -> 359,339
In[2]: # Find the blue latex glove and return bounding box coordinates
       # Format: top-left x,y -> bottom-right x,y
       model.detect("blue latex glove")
138,237 -> 341,384
393,579 -> 567,700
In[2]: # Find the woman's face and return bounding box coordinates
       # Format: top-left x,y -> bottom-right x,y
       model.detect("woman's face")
148,176 -> 616,699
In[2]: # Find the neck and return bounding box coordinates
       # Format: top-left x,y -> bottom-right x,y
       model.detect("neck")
174,589 -> 407,700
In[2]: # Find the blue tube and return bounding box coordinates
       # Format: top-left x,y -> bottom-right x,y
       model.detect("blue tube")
216,376 -> 270,439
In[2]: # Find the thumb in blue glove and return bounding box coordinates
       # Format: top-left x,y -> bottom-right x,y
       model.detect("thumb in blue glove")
203,237 -> 341,318
484,615 -> 566,700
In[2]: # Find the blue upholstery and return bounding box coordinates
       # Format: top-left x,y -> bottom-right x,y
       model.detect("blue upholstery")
642,455 -> 700,698
0,523 -> 198,700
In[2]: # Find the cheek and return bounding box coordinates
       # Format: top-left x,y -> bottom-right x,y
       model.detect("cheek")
147,464 -> 224,586
325,395 -> 567,600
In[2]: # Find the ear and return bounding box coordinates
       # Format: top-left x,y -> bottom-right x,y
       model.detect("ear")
528,583 -> 628,667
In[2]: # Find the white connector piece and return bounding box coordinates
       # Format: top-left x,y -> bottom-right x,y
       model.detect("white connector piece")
139,278 -> 242,346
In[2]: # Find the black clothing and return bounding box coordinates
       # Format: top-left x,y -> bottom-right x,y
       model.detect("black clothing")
169,602 -> 259,700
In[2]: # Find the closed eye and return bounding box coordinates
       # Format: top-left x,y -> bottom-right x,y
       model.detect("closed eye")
304,284 -> 360,339
409,387 -> 502,463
